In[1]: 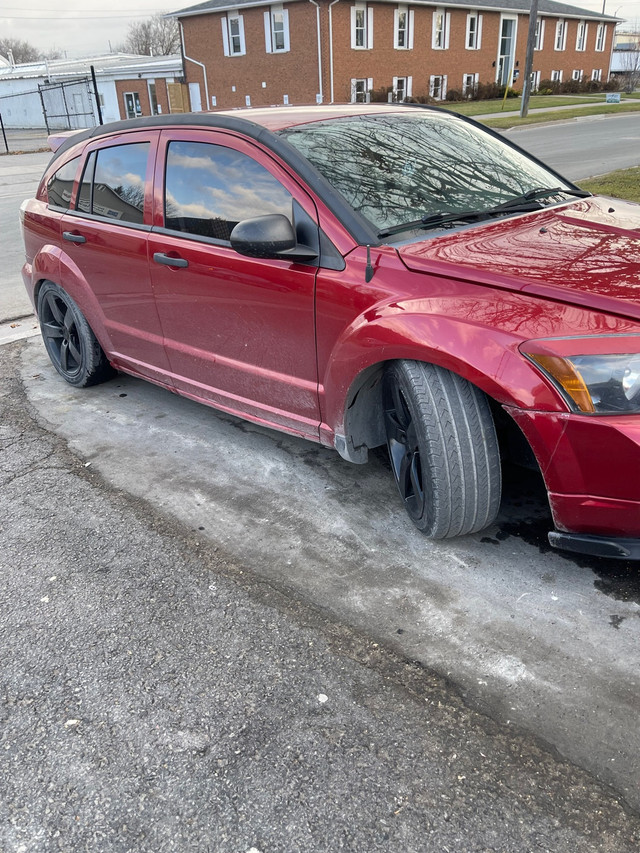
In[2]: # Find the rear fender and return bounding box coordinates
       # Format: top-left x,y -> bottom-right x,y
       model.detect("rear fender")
33,244 -> 113,355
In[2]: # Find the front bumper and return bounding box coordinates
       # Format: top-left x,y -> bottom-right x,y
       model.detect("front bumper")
507,407 -> 640,556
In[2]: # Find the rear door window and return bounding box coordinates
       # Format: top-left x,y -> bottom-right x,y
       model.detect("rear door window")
75,142 -> 150,224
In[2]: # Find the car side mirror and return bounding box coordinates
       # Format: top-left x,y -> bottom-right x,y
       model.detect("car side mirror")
230,214 -> 318,262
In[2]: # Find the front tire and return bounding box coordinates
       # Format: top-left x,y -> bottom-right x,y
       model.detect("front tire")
37,281 -> 114,388
383,360 -> 501,538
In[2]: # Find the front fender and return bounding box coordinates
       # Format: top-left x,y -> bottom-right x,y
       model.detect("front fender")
319,283 -> 640,440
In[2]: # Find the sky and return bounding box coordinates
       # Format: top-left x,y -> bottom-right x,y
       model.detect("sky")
0,0 -> 181,58
0,0 -> 639,61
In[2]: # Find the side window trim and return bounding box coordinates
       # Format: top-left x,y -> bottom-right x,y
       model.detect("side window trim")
70,132 -> 158,227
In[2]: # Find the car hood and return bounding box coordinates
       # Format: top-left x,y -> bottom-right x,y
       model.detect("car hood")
398,196 -> 640,320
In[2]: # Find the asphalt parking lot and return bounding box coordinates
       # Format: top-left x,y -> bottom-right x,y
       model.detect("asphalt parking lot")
2,132 -> 640,849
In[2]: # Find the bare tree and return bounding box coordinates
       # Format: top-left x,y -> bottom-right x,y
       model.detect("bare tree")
120,15 -> 180,56
0,37 -> 41,64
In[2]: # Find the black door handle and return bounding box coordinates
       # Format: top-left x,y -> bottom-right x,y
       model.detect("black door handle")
153,252 -> 189,268
63,231 -> 86,244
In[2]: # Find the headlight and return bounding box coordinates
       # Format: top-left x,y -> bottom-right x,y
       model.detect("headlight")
525,352 -> 640,414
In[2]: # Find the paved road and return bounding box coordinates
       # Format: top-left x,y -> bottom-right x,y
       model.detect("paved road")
505,112 -> 640,181
1,151 -> 49,322
2,341 -> 640,852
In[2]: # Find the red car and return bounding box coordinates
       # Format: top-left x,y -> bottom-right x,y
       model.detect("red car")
20,105 -> 640,559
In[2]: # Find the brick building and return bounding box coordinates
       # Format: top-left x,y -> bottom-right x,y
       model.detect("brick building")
170,0 -> 619,109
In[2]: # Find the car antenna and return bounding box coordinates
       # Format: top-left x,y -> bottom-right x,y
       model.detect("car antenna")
365,245 -> 375,283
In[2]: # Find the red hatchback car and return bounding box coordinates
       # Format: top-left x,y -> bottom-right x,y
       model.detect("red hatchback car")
20,105 -> 640,559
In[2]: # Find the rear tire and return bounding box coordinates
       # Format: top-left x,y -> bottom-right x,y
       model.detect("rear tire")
37,281 -> 114,388
383,360 -> 501,538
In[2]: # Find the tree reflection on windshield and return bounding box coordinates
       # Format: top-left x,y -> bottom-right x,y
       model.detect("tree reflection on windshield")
280,112 -> 571,234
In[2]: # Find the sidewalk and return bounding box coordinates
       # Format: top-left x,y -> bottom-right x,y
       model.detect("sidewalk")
1,126 -> 50,154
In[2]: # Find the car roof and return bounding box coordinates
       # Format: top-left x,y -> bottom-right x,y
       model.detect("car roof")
48,103 -> 440,160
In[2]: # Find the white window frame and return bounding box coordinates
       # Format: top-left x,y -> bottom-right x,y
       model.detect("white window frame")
462,72 -> 479,96
351,3 -> 374,49
530,69 -> 541,91
429,74 -> 447,100
572,68 -> 583,81
350,77 -> 373,102
595,23 -> 606,51
592,68 -> 602,81
432,8 -> 450,50
394,5 -> 414,50
576,20 -> 588,52
534,18 -> 545,51
392,75 -> 413,100
221,12 -> 246,56
465,12 -> 482,50
551,69 -> 562,81
554,19 -> 566,51
264,5 -> 290,53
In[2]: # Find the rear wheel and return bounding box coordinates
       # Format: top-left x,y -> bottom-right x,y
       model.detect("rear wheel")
383,360 -> 501,538
37,281 -> 113,387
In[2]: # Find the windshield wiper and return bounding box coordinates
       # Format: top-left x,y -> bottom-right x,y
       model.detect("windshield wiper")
490,186 -> 590,212
377,187 -> 591,240
378,208 -> 485,239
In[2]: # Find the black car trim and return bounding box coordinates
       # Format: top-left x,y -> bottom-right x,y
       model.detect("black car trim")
49,113 -> 379,247
49,107 -> 588,250
549,530 -> 640,560
62,209 -> 152,232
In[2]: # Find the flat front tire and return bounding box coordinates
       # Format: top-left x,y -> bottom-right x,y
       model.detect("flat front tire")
383,360 -> 501,538
37,281 -> 113,388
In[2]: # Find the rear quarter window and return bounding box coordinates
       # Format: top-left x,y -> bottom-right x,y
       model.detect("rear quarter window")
47,156 -> 81,210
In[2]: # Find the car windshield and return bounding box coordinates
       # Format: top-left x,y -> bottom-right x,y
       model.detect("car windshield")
279,111 -> 575,237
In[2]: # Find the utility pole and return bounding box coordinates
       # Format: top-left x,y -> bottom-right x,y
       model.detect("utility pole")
520,0 -> 540,118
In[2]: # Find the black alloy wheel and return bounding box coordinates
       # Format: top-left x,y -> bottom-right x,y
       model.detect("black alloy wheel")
37,281 -> 114,388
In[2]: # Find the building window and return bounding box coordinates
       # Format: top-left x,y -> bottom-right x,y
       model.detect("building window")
394,5 -> 414,49
534,19 -> 545,50
222,12 -> 246,56
530,70 -> 541,91
264,5 -> 290,52
429,74 -> 447,100
572,69 -> 583,81
462,72 -> 478,96
592,68 -> 602,81
466,12 -> 482,50
432,8 -> 450,50
576,20 -> 587,51
596,24 -> 606,51
123,92 -> 142,119
392,75 -> 412,100
551,69 -> 562,81
148,81 -> 160,115
351,77 -> 373,102
554,19 -> 566,51
351,3 -> 373,49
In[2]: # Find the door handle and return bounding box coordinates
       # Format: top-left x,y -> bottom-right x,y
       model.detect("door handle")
153,252 -> 189,268
63,231 -> 86,244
